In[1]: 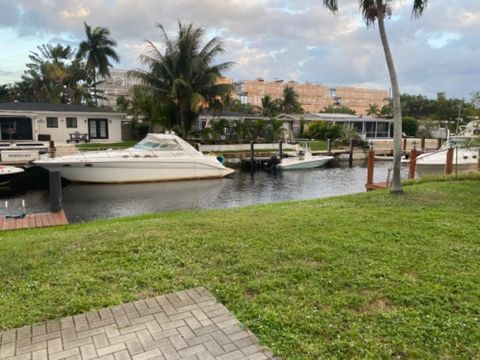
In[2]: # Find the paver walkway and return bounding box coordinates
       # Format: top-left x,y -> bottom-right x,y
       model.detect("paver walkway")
0,287 -> 274,360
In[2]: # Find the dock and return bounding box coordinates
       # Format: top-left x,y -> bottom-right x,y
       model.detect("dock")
0,210 -> 68,231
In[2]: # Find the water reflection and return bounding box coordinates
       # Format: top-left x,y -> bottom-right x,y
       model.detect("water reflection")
1,162 -> 407,223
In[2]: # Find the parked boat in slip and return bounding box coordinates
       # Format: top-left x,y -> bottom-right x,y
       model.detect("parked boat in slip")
33,133 -> 235,183
276,141 -> 334,170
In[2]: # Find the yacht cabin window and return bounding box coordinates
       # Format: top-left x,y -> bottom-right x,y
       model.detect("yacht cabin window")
134,139 -> 182,151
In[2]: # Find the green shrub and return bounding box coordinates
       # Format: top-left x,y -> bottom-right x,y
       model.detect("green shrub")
306,121 -> 343,140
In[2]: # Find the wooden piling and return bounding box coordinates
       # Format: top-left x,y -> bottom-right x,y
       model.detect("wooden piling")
445,147 -> 454,175
327,138 -> 332,155
250,141 -> 256,171
478,148 -> 480,172
421,137 -> 426,153
408,148 -> 417,179
348,138 -> 354,168
366,149 -> 375,188
403,137 -> 407,151
437,138 -> 442,149
278,140 -> 283,161
49,171 -> 62,212
48,140 -> 56,158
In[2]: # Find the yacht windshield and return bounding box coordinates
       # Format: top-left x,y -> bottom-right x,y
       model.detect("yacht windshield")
133,139 -> 183,151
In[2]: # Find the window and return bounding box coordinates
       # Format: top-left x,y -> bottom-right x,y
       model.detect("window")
46,117 -> 58,128
66,117 -> 77,128
329,88 -> 337,98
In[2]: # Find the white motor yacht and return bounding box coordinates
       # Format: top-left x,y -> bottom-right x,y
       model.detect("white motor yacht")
415,121 -> 479,175
276,142 -> 334,170
34,133 -> 235,183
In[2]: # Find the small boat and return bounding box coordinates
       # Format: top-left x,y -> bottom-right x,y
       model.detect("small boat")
276,142 -> 334,170
0,165 -> 24,186
34,133 -> 235,183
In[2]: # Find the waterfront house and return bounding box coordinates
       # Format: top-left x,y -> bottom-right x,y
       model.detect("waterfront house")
275,113 -> 394,139
0,102 -> 127,143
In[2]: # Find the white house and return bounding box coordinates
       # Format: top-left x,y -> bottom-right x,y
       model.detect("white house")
0,102 -> 127,143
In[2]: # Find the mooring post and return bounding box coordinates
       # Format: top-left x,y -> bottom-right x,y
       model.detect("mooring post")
49,170 -> 62,212
366,145 -> 375,189
348,138 -> 354,168
445,147 -> 454,175
250,141 -> 256,172
327,138 -> 332,156
478,148 -> 480,172
409,142 -> 417,179
48,140 -> 56,158
278,139 -> 283,161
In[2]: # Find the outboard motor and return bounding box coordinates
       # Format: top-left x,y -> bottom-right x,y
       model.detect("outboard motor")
266,155 -> 281,170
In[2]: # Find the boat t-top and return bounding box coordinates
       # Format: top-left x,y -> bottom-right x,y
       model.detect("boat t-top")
34,133 -> 235,183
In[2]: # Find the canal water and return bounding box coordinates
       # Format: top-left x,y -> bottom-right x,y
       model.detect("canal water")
1,162 -> 405,223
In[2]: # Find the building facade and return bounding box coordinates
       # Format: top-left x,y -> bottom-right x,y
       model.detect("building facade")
235,79 -> 389,115
0,103 -> 127,143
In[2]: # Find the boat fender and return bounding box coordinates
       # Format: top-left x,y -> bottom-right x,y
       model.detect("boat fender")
216,154 -> 225,165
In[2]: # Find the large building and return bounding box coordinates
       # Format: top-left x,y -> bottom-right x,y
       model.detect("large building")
98,69 -> 142,108
235,79 -> 389,115
99,70 -> 389,115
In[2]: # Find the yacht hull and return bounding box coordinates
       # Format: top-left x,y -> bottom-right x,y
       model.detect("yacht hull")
415,148 -> 479,176
34,159 -> 235,183
276,156 -> 333,170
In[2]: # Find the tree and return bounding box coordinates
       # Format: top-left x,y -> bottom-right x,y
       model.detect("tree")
306,121 -> 343,140
402,116 -> 418,136
77,22 -> 119,106
0,84 -> 12,101
322,105 -> 356,115
322,0 -> 428,194
133,22 -> 233,132
21,43 -> 76,103
261,95 -> 280,117
366,103 -> 380,117
282,85 -> 303,114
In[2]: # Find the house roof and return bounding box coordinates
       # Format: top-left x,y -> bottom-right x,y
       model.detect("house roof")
0,102 -> 119,114
275,112 -> 393,123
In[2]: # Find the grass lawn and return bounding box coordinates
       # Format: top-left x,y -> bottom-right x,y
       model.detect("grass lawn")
310,140 -> 328,151
1,176 -> 479,359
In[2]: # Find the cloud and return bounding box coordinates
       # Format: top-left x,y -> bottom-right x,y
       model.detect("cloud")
0,0 -> 479,99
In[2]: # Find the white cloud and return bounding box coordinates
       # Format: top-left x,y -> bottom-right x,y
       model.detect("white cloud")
0,0 -> 479,98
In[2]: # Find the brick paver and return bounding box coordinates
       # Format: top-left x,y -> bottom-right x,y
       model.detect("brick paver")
0,288 -> 274,360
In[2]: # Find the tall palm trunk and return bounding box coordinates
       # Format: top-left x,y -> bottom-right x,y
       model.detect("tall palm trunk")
377,6 -> 403,193
92,69 -> 98,106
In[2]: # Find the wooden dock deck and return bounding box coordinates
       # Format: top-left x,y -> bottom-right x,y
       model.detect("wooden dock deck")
366,182 -> 388,191
0,210 -> 68,231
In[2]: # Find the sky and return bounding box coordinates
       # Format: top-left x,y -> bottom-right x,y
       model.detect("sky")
0,0 -> 479,100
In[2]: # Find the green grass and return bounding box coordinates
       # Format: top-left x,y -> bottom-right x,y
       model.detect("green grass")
310,140 -> 328,151
76,140 -> 137,150
1,177 -> 480,359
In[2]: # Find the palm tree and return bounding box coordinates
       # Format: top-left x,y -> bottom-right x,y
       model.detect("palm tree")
282,85 -> 303,114
133,22 -> 233,132
322,0 -> 428,193
22,44 -> 75,103
77,22 -> 119,106
261,95 -> 280,117
367,103 -> 380,117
